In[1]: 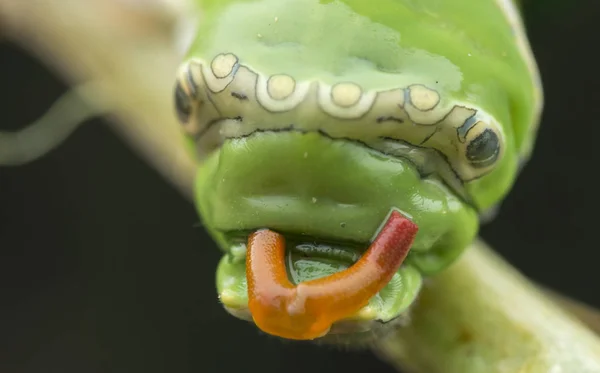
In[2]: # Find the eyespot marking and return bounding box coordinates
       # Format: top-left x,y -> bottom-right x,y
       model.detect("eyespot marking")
185,66 -> 198,99
178,55 -> 506,187
317,83 -> 376,119
175,60 -> 222,139
202,54 -> 240,93
331,82 -> 362,108
466,127 -> 501,168
256,73 -> 311,112
211,53 -> 238,79
174,80 -> 192,124
408,84 -> 440,111
267,75 -> 296,100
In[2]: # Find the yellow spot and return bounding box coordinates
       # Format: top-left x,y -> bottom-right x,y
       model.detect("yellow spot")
219,290 -> 242,307
267,74 -> 296,100
331,82 -> 362,107
349,306 -> 378,320
211,53 -> 238,79
409,85 -> 440,111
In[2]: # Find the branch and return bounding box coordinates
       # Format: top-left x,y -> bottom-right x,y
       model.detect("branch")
543,287 -> 600,335
0,83 -> 106,166
374,241 -> 600,373
0,0 -> 197,200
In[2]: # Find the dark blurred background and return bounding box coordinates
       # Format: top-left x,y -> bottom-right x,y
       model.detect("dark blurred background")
1,2 -> 599,372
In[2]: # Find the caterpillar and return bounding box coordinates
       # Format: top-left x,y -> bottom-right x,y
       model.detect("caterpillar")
174,0 -> 542,344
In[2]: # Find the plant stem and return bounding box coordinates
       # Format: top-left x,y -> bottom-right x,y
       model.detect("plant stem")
374,240 -> 600,373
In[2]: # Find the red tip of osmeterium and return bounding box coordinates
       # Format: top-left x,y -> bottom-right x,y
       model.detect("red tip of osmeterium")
245,210 -> 418,340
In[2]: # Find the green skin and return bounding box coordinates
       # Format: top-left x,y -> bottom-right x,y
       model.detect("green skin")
179,0 -> 542,342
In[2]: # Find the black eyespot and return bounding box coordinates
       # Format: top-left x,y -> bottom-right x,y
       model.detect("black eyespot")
466,129 -> 500,168
174,81 -> 192,124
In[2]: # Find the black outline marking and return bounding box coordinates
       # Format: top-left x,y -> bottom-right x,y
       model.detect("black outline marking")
189,83 -> 227,140
231,91 -> 248,101
456,114 -> 478,143
185,64 -> 199,99
233,128 -> 426,182
174,80 -> 191,125
195,116 -> 243,141
378,135 -> 472,204
376,116 -> 404,124
208,127 -> 476,208
196,121 -> 486,209
419,127 -> 440,146
202,80 -> 223,117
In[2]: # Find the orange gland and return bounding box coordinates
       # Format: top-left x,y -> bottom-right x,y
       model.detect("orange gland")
246,210 -> 419,340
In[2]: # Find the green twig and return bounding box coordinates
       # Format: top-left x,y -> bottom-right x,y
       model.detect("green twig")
374,241 -> 600,373
0,83 -> 106,166
541,287 -> 600,337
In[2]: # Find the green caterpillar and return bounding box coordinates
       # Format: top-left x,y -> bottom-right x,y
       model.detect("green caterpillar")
174,0 -> 542,343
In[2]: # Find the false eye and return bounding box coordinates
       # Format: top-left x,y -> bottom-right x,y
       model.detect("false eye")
466,128 -> 500,168
174,81 -> 192,124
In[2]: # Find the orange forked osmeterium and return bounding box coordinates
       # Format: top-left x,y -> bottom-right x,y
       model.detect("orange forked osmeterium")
246,210 -> 419,340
